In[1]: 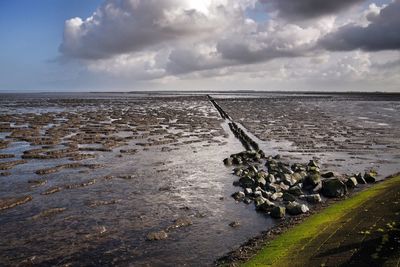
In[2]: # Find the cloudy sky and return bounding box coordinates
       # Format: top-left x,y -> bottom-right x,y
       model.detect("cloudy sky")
0,0 -> 399,92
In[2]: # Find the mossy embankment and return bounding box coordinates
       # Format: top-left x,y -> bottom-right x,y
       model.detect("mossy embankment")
243,174 -> 400,267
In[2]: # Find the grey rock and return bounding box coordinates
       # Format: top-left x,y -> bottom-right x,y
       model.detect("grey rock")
300,194 -> 322,203
288,185 -> 303,196
364,172 -> 377,183
257,177 -> 267,187
321,171 -> 339,178
346,177 -> 358,188
283,192 -> 296,202
355,173 -> 367,184
239,176 -> 255,188
243,197 -> 253,204
305,172 -> 321,188
256,198 -> 276,212
286,201 -> 309,215
146,230 -> 168,241
270,192 -> 283,201
322,178 -> 347,198
229,221 -> 241,228
270,206 -> 286,219
223,158 -> 233,166
244,188 -> 253,195
231,191 -> 245,201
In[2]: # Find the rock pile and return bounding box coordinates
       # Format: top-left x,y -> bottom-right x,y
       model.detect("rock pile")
225,150 -> 377,219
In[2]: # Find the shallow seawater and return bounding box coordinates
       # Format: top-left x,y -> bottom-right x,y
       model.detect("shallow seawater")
0,92 -> 399,266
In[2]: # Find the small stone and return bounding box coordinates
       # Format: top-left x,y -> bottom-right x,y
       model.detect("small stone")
231,191 -> 245,201
229,221 -> 241,228
243,197 -> 253,204
223,158 -> 232,166
244,188 -> 253,195
146,230 -> 168,241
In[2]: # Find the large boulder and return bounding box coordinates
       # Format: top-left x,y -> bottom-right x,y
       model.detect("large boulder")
270,192 -> 283,201
257,176 -> 267,187
231,191 -> 245,201
283,192 -> 296,202
304,172 -> 321,188
270,206 -> 286,219
355,173 -> 367,184
346,177 -> 358,188
300,194 -> 322,203
286,201 -> 309,215
322,178 -> 347,198
255,197 -> 276,212
223,157 -> 233,166
291,172 -> 306,183
364,171 -> 377,183
288,185 -> 303,196
266,174 -> 276,183
321,171 -> 339,178
239,176 -> 255,188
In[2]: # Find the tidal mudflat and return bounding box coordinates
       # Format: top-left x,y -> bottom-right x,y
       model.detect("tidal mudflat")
0,92 -> 399,266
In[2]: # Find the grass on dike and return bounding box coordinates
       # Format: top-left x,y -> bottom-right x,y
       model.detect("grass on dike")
243,175 -> 400,267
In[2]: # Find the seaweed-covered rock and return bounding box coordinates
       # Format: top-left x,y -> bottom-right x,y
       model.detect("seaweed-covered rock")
322,178 -> 347,198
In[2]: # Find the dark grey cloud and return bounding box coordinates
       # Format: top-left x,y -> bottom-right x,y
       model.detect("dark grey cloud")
320,0 -> 400,51
260,0 -> 365,20
59,0 -> 233,60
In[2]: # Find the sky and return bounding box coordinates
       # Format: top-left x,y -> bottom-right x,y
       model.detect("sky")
0,0 -> 399,92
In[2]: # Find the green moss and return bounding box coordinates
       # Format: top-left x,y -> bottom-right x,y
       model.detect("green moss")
243,175 -> 400,267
